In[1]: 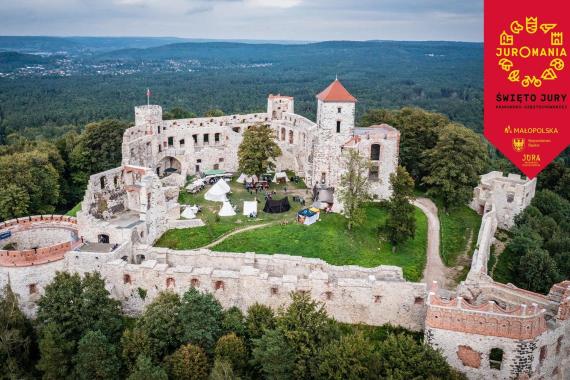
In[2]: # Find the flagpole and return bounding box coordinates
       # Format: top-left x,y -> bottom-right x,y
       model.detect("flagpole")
147,88 -> 150,106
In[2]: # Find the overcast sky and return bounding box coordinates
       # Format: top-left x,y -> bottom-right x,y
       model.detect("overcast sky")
0,0 -> 483,42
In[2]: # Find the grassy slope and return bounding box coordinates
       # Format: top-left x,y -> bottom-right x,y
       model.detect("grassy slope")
212,204 -> 428,281
439,205 -> 481,267
65,202 -> 82,217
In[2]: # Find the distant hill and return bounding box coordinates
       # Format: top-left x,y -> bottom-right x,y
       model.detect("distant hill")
0,51 -> 61,71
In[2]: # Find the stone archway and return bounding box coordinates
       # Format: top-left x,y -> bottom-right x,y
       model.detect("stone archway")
157,156 -> 182,177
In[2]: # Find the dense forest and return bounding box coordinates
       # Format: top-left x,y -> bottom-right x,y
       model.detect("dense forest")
0,39 -> 483,142
1,273 -> 466,379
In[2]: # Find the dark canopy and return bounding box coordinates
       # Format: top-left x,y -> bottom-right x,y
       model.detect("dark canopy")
263,197 -> 291,213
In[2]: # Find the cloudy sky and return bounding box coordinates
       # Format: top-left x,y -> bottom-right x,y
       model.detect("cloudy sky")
0,0 -> 483,42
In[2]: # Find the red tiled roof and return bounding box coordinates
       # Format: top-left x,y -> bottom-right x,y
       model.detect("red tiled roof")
316,79 -> 357,103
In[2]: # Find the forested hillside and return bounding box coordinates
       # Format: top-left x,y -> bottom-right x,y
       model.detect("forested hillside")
0,40 -> 483,142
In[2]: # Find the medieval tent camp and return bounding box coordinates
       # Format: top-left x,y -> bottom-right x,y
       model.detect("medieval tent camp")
236,173 -> 247,184
272,171 -> 289,184
181,207 -> 196,219
205,179 -> 231,202
218,201 -> 236,217
297,207 -> 320,225
263,197 -> 291,213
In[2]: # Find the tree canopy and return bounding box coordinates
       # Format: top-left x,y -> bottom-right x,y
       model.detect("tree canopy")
237,124 -> 282,176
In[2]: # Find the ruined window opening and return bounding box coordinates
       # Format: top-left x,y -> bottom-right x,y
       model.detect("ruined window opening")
147,193 -> 151,210
374,295 -> 382,303
338,107 -> 342,113
197,159 -> 202,163
289,130 -> 294,144
270,287 -> 278,296
191,278 -> 200,288
100,176 -> 106,189
281,128 -> 286,141
539,345 -> 547,364
371,144 -> 381,161
204,134 -> 209,144
193,134 -> 198,144
325,291 -> 333,301
158,126 -> 161,134
180,139 -> 185,147
556,337 -> 562,354
28,283 -> 37,295
166,277 -> 175,288
168,137 -> 174,147
233,127 -> 240,133
158,144 -> 162,152
219,158 -> 224,162
121,256 -> 128,261
98,234 -> 110,244
213,164 -> 219,170
215,133 -> 220,143
369,166 -> 379,181
215,281 -> 225,291
336,121 -> 341,133
163,141 -> 167,147
321,172 -> 326,184
506,192 -> 515,203
489,348 -> 503,370
123,274 -> 131,284
414,297 -> 424,305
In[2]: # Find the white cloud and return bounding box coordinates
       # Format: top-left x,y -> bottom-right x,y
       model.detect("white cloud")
245,0 -> 302,9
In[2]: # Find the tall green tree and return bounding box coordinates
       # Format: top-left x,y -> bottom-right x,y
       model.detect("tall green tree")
0,286 -> 36,378
371,334 -> 466,379
36,323 -> 74,380
275,292 -> 339,379
127,355 -> 167,380
338,149 -> 370,231
237,124 -> 282,176
74,330 -> 121,380
317,332 -> 373,380
517,249 -> 560,294
422,123 -> 488,208
135,291 -> 183,362
214,333 -> 247,376
221,306 -> 246,338
251,329 -> 295,380
385,166 -> 416,246
69,119 -> 130,199
179,288 -> 224,353
245,303 -> 275,341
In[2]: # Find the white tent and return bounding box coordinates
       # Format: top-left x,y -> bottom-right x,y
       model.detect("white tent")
242,201 -> 258,216
244,175 -> 258,184
181,207 -> 196,219
272,172 -> 289,183
218,201 -> 236,217
236,173 -> 247,184
204,180 -> 231,202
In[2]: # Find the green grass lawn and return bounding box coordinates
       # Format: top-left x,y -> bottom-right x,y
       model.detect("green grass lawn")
65,202 -> 82,217
155,178 -> 310,250
212,204 -> 428,281
438,205 -> 481,267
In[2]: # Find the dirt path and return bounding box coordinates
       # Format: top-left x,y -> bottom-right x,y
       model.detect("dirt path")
414,197 -> 450,288
200,222 -> 274,249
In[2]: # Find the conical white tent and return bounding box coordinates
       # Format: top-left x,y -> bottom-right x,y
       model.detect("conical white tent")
218,201 -> 236,217
204,180 -> 230,202
181,207 -> 196,219
236,173 -> 247,184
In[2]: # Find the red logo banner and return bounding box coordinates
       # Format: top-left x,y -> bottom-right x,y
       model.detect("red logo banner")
485,0 -> 570,178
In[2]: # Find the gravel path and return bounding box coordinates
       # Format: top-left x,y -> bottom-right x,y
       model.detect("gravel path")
413,197 -> 449,288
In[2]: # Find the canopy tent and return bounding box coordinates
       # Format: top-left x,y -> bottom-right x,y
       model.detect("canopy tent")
272,171 -> 289,184
236,173 -> 247,184
297,207 -> 320,225
263,197 -> 291,213
313,187 -> 335,209
186,178 -> 205,191
181,207 -> 196,219
243,201 -> 258,216
203,169 -> 226,176
218,201 -> 236,217
204,179 -> 231,202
